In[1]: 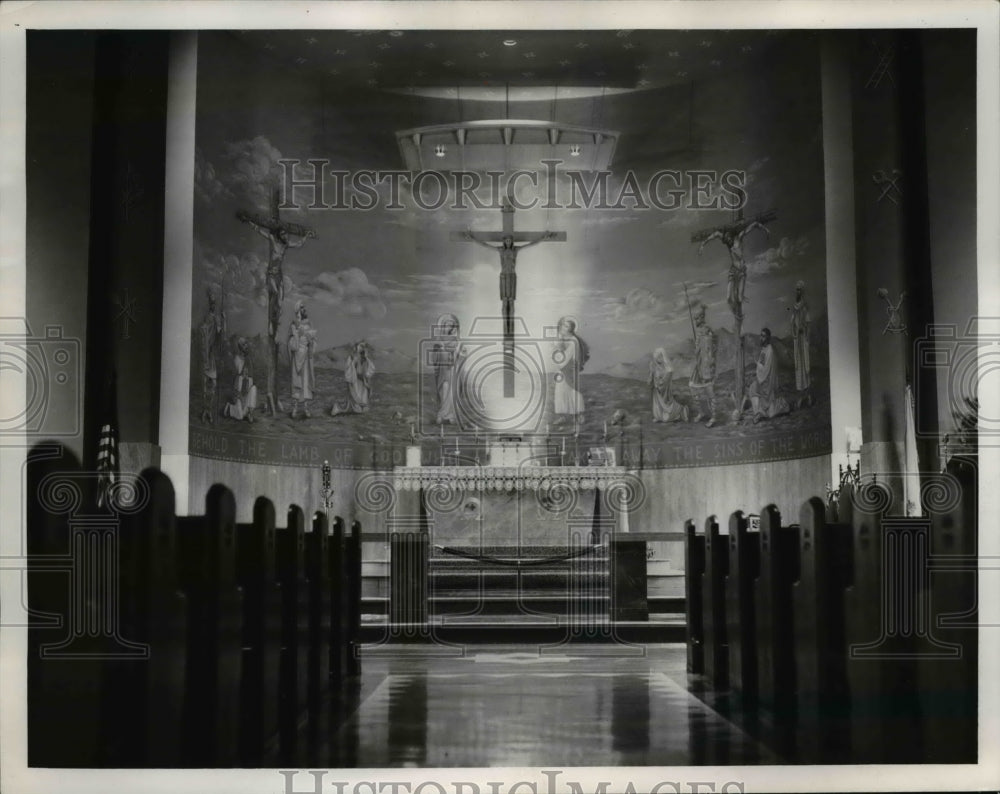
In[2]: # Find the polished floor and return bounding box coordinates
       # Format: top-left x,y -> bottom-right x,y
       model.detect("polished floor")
308,643 -> 779,768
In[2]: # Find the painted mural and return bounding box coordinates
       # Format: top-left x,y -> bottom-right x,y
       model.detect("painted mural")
189,29 -> 831,469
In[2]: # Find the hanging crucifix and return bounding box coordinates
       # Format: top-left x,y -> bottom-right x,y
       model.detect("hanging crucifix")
237,187 -> 316,415
452,200 -> 566,396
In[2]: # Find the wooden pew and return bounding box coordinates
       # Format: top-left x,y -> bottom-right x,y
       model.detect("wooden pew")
176,484 -> 244,766
791,494 -> 852,762
920,456 -> 977,763
842,482 -> 924,763
235,496 -> 282,765
345,520 -> 363,676
103,468 -> 187,766
683,520 -> 705,675
753,505 -> 799,719
307,512 -> 332,703
276,505 -> 308,753
725,510 -> 759,705
700,515 -> 728,688
26,446 -> 106,767
328,516 -> 346,684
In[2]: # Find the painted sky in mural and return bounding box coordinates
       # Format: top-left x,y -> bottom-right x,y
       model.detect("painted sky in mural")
189,29 -> 830,467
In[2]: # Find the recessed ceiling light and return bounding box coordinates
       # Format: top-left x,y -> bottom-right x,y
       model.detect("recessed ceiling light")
389,31 -> 403,38
503,39 -> 518,47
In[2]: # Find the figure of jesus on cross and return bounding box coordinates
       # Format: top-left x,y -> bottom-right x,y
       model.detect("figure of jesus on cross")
452,201 -> 565,396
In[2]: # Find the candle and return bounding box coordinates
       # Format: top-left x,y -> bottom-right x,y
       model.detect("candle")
440,424 -> 444,439
603,421 -> 607,436
561,437 -> 565,454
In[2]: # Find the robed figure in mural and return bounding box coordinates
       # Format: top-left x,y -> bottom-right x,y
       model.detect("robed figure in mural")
747,328 -> 790,422
287,301 -> 317,419
199,290 -> 227,425
789,280 -> 812,408
432,314 -> 461,424
690,305 -> 718,427
223,336 -> 258,423
332,341 -> 376,416
552,316 -> 589,424
649,348 -> 689,423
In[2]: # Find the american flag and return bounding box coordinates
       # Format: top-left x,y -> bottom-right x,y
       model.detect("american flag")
95,370 -> 119,511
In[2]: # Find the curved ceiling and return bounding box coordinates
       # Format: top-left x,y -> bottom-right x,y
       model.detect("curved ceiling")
230,28 -> 802,97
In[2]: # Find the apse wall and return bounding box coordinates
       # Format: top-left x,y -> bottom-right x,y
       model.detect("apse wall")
186,29 -> 833,523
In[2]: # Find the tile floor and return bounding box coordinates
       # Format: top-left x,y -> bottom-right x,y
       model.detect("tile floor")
307,643 -> 779,768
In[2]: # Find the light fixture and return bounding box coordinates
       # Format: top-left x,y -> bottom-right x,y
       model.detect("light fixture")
396,84 -> 619,171
503,39 -> 518,47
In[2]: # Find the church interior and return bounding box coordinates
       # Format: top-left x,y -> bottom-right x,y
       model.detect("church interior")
7,9 -> 998,792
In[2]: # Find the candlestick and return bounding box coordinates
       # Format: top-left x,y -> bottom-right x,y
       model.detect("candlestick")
440,423 -> 444,438
321,459 -> 334,513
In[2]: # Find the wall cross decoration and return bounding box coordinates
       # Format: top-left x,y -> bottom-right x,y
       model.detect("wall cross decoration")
113,287 -> 137,339
866,38 -> 896,89
877,288 -> 907,335
120,162 -> 144,222
873,169 -> 902,205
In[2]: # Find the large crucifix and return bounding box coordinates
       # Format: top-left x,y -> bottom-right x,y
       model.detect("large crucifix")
451,201 -> 566,397
691,208 -> 777,414
237,188 -> 316,415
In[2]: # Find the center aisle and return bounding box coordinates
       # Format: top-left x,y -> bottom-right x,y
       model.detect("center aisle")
321,644 -> 777,767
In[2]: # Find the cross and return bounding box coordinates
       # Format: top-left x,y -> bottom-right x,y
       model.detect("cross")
451,201 -> 566,396
237,187 -> 316,415
691,208 -> 777,416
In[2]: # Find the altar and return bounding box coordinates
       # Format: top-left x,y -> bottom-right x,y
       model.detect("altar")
390,444 -> 635,547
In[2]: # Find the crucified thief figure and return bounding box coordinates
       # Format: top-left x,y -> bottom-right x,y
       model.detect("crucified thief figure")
237,209 -> 315,415
697,218 -> 770,320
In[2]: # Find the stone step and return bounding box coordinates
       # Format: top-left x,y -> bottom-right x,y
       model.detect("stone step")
360,595 -> 685,615
430,595 -> 609,615
357,618 -> 686,644
429,570 -> 607,589
430,545 -> 608,558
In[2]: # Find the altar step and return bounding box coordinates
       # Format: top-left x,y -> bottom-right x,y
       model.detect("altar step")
427,546 -> 608,618
362,595 -> 685,615
358,544 -> 686,643
357,615 -> 686,644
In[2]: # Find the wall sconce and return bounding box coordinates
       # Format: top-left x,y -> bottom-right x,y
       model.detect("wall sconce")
569,144 -> 581,157
435,144 -> 447,158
